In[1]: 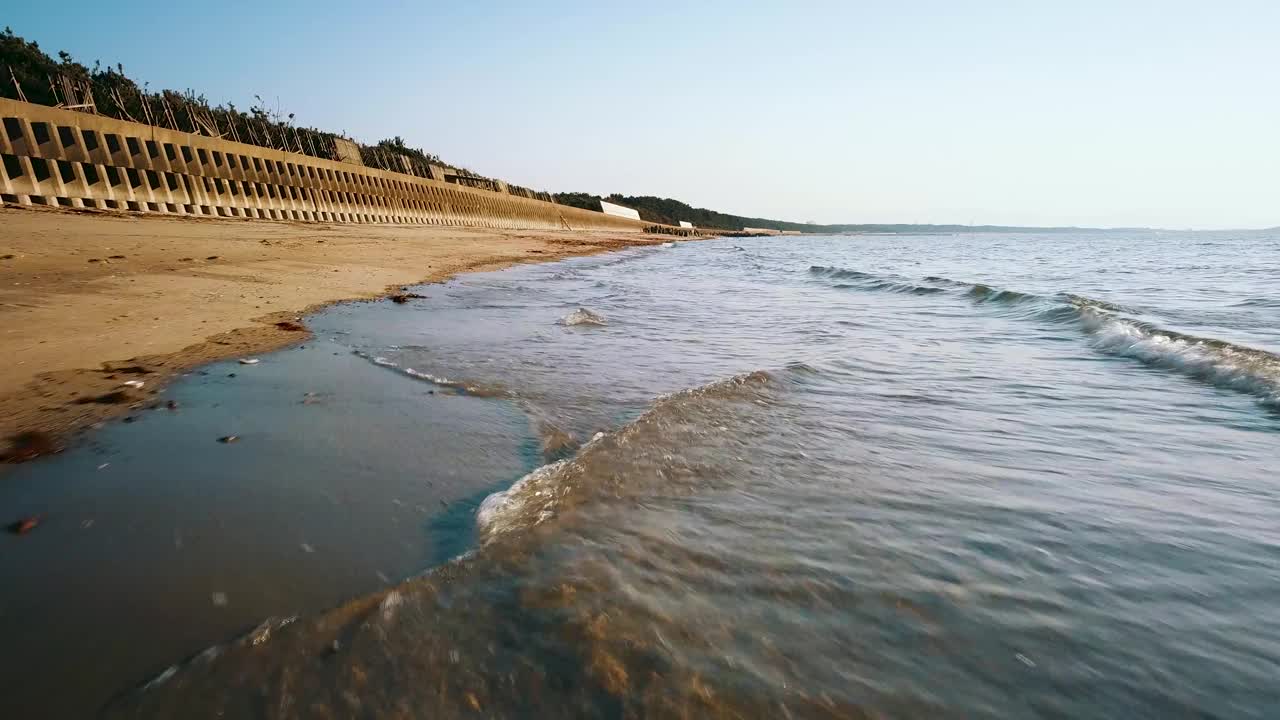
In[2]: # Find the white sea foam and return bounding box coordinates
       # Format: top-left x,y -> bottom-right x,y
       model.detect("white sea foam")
476,459 -> 571,540
1079,309 -> 1280,404
562,308 -> 607,326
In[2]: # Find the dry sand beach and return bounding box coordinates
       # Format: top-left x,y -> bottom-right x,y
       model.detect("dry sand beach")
0,207 -> 666,460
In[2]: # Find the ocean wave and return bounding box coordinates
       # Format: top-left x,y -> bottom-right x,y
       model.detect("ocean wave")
1075,310 -> 1280,405
1233,297 -> 1280,308
814,267 -> 1280,406
966,283 -> 1038,305
809,265 -> 875,280
812,265 -> 946,295
107,368 -> 786,716
352,350 -> 507,397
476,369 -> 779,543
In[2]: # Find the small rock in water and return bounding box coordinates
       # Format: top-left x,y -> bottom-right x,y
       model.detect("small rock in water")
562,308 -> 607,326
7,515 -> 42,535
300,543 -> 315,553
237,358 -> 260,365
217,435 -> 239,444
211,592 -> 228,607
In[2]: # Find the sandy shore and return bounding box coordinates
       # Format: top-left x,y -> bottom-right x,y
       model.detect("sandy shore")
0,206 -> 668,460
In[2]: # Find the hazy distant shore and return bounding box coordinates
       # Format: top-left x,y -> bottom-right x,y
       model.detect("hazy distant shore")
0,207 -> 672,461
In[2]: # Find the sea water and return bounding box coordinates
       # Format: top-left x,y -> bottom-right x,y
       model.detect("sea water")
4,230 -> 1279,718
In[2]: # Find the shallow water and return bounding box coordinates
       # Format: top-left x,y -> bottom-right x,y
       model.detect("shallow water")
5,230 -> 1280,718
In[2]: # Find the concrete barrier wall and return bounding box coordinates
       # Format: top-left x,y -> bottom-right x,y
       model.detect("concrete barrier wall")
0,98 -> 649,232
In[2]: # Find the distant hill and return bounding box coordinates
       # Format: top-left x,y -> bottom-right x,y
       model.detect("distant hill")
553,193 -> 1120,234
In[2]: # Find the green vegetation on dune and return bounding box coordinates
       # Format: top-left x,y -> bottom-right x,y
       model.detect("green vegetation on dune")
0,28 -> 495,183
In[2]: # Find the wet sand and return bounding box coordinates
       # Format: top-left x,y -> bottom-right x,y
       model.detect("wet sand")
0,206 -> 665,459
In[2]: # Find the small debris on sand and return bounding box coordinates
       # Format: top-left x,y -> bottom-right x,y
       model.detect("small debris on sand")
7,515 -> 42,535
121,379 -> 146,389
1,254 -> 14,260
87,258 -> 102,263
274,320 -> 307,332
205,256 -> 220,260
108,254 -> 126,259
217,435 -> 239,444
237,358 -> 260,365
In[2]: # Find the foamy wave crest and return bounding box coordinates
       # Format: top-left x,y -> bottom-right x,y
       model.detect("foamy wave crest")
967,282 -> 1280,405
1075,309 -> 1280,405
352,350 -> 506,397
814,267 -> 1280,407
477,458 -> 574,539
476,370 -> 778,543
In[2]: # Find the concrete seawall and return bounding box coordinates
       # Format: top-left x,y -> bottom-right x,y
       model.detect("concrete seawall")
0,98 -> 654,232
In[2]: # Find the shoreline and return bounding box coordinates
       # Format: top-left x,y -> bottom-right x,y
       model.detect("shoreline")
0,205 -> 677,463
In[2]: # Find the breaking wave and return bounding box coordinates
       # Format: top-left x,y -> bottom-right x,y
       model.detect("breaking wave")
810,265 -> 946,295
105,368 -> 786,718
816,267 -> 1280,406
352,350 -> 507,397
477,369 -> 778,542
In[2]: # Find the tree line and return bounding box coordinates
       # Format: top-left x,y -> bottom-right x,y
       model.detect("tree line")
0,27 -> 500,184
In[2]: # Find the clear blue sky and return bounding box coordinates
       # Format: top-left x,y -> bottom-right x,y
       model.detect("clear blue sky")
6,1 -> 1278,228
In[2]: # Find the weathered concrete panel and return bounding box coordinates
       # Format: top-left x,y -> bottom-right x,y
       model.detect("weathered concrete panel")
332,137 -> 364,166
0,98 -> 652,232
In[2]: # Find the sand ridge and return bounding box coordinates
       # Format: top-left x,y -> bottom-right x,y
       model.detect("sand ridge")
0,206 -> 670,460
